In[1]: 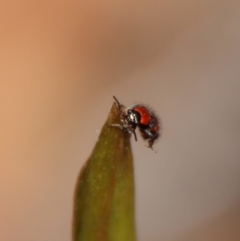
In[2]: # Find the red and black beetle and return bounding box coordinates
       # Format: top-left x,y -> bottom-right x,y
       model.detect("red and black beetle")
112,96 -> 161,149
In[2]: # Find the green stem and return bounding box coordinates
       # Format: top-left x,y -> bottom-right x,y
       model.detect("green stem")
72,101 -> 136,241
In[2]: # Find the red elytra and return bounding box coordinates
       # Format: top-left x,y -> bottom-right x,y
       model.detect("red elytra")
132,106 -> 151,125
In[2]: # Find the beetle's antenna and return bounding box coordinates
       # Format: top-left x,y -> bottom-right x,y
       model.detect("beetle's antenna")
113,96 -> 125,109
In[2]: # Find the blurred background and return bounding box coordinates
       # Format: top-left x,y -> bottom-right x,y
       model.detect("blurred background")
1,0 -> 240,240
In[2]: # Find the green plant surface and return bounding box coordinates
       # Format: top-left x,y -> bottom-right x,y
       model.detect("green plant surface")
72,101 -> 136,241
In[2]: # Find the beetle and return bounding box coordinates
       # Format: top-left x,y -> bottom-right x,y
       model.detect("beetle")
111,96 -> 161,149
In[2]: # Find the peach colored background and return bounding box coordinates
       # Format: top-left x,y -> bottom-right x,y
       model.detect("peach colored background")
1,1 -> 240,240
